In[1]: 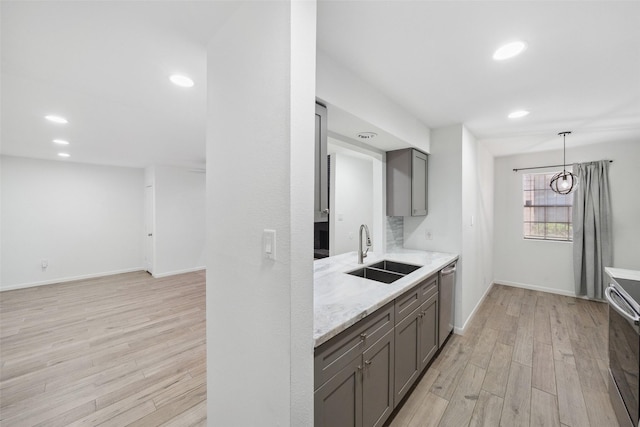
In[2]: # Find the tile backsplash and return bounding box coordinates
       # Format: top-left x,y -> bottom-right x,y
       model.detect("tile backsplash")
386,216 -> 404,252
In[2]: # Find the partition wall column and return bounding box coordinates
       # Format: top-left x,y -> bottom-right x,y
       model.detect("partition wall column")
206,1 -> 316,424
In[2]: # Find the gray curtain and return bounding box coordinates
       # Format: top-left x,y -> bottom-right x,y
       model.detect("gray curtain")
573,160 -> 612,300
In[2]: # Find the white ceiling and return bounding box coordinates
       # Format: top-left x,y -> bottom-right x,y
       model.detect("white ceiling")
2,1 -> 639,168
317,1 -> 640,156
1,1 -> 240,168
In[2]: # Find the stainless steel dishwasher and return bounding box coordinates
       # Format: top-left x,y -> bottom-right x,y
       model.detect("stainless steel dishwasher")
439,262 -> 456,347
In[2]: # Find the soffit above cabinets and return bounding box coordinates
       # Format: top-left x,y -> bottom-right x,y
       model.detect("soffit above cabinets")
325,104 -> 416,154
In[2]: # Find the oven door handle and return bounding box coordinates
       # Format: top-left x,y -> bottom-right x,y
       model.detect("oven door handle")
605,285 -> 640,326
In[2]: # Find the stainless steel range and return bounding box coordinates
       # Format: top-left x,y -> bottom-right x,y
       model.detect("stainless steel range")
605,268 -> 640,427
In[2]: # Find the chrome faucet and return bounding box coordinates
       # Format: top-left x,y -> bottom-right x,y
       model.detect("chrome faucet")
358,224 -> 372,264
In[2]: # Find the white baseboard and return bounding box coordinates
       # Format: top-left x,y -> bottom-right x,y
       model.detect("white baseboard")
454,281 -> 495,335
0,267 -> 145,292
152,266 -> 206,278
494,279 -> 577,298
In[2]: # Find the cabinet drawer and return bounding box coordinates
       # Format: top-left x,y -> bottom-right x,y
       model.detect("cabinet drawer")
395,285 -> 421,323
315,303 -> 394,388
419,274 -> 438,302
395,273 -> 438,324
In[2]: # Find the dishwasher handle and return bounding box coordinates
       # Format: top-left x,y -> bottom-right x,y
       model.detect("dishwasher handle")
605,285 -> 640,326
441,265 -> 456,276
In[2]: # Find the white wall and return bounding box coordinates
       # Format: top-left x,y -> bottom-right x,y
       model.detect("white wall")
1,156 -> 144,290
494,139 -> 640,295
404,124 -> 494,331
460,127 -> 494,328
152,165 -> 205,277
328,136 -> 386,255
316,50 -> 431,154
404,126 -> 462,253
329,151 -> 374,255
206,2 -> 314,424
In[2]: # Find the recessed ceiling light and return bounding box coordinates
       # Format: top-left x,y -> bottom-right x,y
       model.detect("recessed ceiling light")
169,74 -> 194,88
493,41 -> 527,61
45,115 -> 68,124
508,110 -> 530,119
53,139 -> 70,145
58,152 -> 70,158
357,132 -> 377,140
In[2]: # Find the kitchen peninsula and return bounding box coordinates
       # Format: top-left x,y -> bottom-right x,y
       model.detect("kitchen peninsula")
313,249 -> 458,427
314,250 -> 458,346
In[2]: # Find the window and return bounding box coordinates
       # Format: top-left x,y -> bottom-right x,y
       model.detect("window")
522,172 -> 573,241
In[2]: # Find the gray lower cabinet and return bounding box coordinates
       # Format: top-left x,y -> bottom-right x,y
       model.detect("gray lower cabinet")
315,328 -> 395,427
393,305 -> 421,405
315,355 -> 362,427
362,329 -> 395,427
393,274 -> 439,407
418,293 -> 438,368
315,303 -> 395,427
315,273 -> 443,425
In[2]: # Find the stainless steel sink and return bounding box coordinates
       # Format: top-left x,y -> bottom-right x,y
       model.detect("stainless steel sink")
346,260 -> 422,284
347,267 -> 404,284
368,260 -> 421,275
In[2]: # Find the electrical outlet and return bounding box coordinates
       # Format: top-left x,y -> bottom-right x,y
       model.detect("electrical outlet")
425,230 -> 433,240
348,232 -> 354,240
41,259 -> 48,269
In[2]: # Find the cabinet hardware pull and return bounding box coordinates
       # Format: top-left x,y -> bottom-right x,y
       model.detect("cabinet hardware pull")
357,365 -> 362,371
360,333 -> 367,340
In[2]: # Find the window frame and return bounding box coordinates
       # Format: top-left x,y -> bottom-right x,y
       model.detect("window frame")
522,171 -> 574,242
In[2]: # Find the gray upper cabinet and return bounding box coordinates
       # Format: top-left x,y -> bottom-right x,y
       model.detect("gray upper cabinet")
386,148 -> 428,217
315,103 -> 328,223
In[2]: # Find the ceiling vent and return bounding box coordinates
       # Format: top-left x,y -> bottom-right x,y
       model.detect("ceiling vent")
357,132 -> 377,140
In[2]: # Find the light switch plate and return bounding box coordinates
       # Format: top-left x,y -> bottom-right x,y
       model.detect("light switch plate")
263,229 -> 276,260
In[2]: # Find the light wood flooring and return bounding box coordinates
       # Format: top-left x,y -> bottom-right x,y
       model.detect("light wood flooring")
388,283 -> 619,427
0,271 -> 207,427
1,273 -> 619,427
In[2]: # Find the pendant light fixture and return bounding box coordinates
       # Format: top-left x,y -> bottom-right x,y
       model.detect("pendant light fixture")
550,131 -> 577,194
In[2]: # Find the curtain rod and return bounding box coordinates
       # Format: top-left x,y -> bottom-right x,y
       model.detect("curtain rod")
512,160 -> 613,172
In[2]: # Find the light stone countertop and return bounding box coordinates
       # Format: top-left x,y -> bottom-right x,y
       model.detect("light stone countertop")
606,267 -> 640,282
314,249 -> 458,348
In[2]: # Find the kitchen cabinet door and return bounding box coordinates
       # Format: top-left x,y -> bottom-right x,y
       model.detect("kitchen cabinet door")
362,330 -> 394,427
314,355 -> 362,427
394,307 -> 420,407
411,150 -> 428,216
419,293 -> 439,369
315,103 -> 328,223
386,148 -> 428,217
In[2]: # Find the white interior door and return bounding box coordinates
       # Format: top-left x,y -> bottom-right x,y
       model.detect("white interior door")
145,185 -> 155,274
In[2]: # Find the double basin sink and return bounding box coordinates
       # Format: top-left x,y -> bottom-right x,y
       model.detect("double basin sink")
347,260 -> 421,284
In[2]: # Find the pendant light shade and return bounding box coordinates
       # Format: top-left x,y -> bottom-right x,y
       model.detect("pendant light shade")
549,131 -> 577,195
